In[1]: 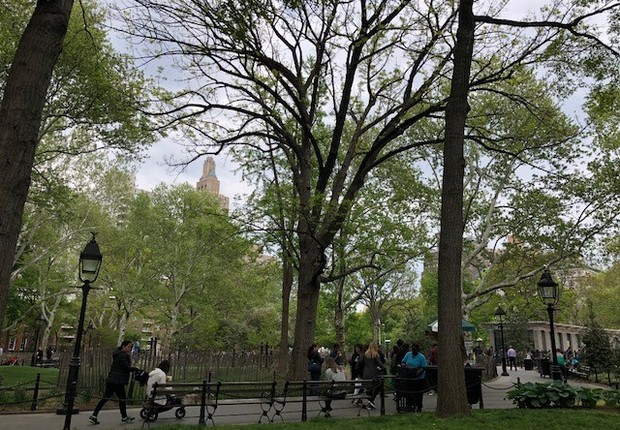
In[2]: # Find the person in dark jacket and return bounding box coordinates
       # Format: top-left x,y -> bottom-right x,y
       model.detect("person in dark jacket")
360,342 -> 386,409
89,340 -> 136,424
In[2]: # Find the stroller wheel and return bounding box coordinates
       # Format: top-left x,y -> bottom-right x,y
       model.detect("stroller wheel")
175,407 -> 186,419
139,408 -> 148,419
146,410 -> 158,422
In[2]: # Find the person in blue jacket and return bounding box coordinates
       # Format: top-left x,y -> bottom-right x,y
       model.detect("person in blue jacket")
400,343 -> 427,412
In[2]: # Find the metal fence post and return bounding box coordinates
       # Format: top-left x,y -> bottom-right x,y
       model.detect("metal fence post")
301,380 -> 307,422
199,378 -> 207,425
30,373 -> 41,411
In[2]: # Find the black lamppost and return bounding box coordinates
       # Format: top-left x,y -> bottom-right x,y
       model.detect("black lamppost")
85,321 -> 94,350
494,307 -> 509,376
538,267 -> 563,381
59,234 -> 102,430
30,314 -> 46,367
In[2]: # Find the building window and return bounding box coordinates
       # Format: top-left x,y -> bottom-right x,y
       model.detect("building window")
20,337 -> 27,351
527,330 -> 534,348
8,337 -> 16,351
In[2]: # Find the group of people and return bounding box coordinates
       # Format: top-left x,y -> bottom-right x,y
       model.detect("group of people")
91,338 -> 435,425
308,340 -> 433,413
308,341 -> 388,411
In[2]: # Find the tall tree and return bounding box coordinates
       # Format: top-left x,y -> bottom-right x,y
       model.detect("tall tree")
0,0 -> 155,333
0,0 -> 75,334
436,0 -> 474,416
117,0 -> 457,379
581,301 -> 612,376
433,0 -> 620,416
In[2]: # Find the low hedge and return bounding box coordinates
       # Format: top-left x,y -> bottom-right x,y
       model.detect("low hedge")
506,382 -> 616,409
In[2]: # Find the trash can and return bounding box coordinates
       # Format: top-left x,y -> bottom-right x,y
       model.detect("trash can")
464,367 -> 483,406
394,367 -> 429,412
422,366 -> 483,408
524,358 -> 533,370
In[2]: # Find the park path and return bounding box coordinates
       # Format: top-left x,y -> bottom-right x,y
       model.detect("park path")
0,366 -> 606,430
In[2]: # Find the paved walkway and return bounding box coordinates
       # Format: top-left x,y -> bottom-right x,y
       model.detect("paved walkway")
0,367 -> 606,430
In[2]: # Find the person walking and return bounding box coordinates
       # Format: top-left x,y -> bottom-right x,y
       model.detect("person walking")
360,342 -> 385,409
329,343 -> 345,366
349,343 -> 364,404
427,343 -> 438,396
556,348 -> 568,382
507,346 -> 517,371
307,343 -> 324,395
89,340 -> 136,425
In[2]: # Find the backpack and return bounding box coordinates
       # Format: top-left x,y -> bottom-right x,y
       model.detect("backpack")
134,370 -> 149,386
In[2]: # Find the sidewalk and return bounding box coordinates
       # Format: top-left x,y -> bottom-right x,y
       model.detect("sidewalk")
0,366 -> 606,430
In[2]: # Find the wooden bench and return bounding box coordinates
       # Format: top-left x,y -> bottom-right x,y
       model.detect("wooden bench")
274,379 -> 381,421
209,380 -> 277,424
37,359 -> 60,368
147,379 -> 277,425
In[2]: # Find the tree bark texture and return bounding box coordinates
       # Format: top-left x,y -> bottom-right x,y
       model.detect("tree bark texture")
436,0 -> 474,418
287,237 -> 324,380
0,0 -> 74,333
277,254 -> 293,375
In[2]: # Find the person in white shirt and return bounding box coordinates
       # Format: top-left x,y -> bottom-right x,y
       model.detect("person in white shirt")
323,356 -> 346,417
147,360 -> 171,406
507,346 -> 517,371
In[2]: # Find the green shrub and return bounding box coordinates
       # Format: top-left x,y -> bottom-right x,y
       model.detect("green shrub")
603,389 -> 620,407
506,383 -> 616,410
0,389 -> 10,405
506,382 -> 577,408
12,386 -> 28,407
79,385 -> 94,403
576,387 -> 605,408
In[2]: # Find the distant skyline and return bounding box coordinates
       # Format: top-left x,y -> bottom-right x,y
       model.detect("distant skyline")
134,145 -> 249,210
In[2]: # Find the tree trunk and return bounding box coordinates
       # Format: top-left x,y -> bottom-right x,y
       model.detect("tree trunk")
117,310 -> 129,346
334,277 -> 346,358
436,0 -> 474,418
287,242 -> 324,380
0,0 -> 74,333
276,253 -> 293,375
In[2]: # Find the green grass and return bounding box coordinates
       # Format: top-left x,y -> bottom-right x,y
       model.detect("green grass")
153,409 -> 620,430
0,366 -> 59,387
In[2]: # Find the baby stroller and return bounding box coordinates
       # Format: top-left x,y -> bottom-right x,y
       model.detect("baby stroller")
134,369 -> 186,422
140,394 -> 185,422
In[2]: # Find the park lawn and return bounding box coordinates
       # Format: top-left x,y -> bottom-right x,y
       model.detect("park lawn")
155,409 -> 620,430
0,366 -> 59,387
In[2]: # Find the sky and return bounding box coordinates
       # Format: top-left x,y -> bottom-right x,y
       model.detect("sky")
125,0 -> 587,208
134,144 -> 249,210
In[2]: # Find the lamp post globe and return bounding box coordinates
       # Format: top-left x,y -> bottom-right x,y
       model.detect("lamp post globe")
537,267 -> 563,381
494,306 -> 509,377
59,234 -> 102,430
